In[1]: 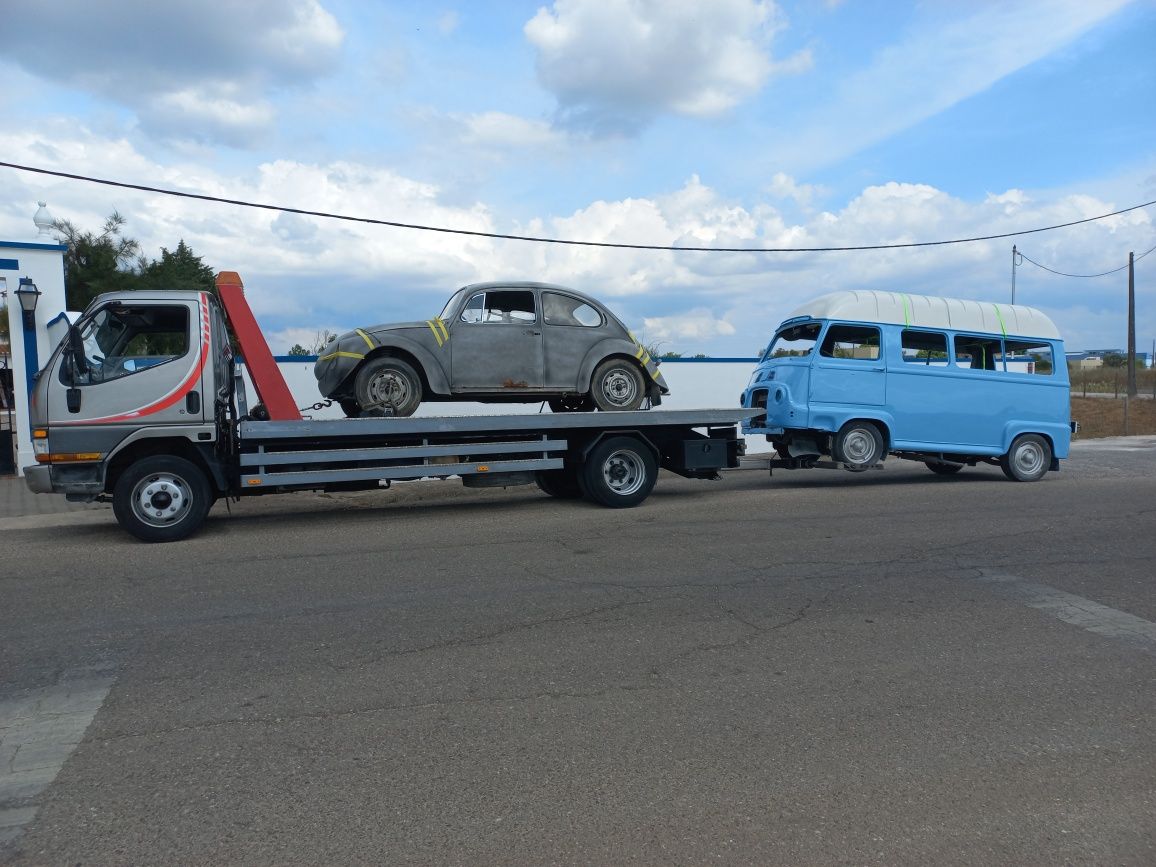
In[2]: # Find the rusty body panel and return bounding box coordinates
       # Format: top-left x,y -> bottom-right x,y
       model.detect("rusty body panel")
315,282 -> 669,412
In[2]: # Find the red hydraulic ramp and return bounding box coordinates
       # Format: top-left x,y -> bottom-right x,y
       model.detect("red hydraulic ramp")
215,271 -> 302,421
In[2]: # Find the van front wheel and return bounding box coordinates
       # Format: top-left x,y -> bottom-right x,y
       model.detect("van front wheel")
1000,434 -> 1051,482
833,421 -> 884,471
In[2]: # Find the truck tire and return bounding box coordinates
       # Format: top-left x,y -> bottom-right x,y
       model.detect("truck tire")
1000,434 -> 1051,482
581,436 -> 657,508
535,468 -> 584,498
833,420 -> 884,471
112,455 -> 213,543
354,357 -> 422,417
590,359 -> 646,411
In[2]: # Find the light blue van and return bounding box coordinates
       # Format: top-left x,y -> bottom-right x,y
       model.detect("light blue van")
741,290 -> 1072,481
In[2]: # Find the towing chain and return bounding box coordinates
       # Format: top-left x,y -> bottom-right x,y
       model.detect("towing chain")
300,398 -> 335,412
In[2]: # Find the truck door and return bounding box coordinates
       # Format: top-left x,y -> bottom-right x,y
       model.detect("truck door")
44,298 -> 208,430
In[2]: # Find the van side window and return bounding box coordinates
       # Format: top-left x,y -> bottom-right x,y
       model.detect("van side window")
901,329 -> 949,365
820,325 -> 880,360
1004,339 -> 1054,375
954,335 -> 1004,372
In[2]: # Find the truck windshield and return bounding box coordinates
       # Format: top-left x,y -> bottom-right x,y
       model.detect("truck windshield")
764,322 -> 821,360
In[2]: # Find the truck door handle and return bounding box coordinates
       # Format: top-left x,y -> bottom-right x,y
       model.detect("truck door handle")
186,391 -> 201,414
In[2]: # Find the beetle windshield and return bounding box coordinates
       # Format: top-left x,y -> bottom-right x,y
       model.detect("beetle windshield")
764,322 -> 821,360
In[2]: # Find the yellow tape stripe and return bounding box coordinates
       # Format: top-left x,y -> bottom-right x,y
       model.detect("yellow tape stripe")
355,329 -> 376,350
318,350 -> 366,362
426,320 -> 445,347
435,317 -> 449,340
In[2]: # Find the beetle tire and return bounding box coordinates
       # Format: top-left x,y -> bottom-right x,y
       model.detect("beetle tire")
354,357 -> 422,417
581,436 -> 657,508
1000,433 -> 1051,482
590,359 -> 646,412
112,455 -> 213,543
833,420 -> 884,471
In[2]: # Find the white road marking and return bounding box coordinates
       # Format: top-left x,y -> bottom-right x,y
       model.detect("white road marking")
977,570 -> 1156,649
0,674 -> 114,851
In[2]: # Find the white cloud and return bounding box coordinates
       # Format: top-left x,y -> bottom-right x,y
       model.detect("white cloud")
2,0 -> 343,146
459,112 -> 564,149
1,125 -> 1150,359
524,0 -> 807,135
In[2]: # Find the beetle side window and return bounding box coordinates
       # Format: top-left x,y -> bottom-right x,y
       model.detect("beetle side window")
64,304 -> 190,386
543,292 -> 602,327
460,290 -> 536,324
901,329 -> 949,365
820,325 -> 880,360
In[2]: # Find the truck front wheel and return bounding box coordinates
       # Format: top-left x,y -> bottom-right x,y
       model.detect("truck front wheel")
112,456 -> 213,543
581,436 -> 657,507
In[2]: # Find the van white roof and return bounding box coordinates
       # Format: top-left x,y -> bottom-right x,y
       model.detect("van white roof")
784,290 -> 1061,340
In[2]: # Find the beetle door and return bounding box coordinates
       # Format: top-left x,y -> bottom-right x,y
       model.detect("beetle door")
450,289 -> 544,391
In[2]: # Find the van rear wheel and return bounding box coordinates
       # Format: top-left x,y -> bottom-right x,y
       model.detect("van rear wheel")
833,421 -> 884,471
1000,434 -> 1051,482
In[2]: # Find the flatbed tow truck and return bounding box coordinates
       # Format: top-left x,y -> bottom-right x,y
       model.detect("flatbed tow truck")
25,272 -> 750,542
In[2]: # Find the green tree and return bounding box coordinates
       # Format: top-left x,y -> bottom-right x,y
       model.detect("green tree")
288,330 -> 337,355
52,211 -> 141,311
137,240 -> 216,294
1101,352 -> 1126,368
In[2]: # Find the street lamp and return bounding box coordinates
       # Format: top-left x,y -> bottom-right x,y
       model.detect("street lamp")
15,277 -> 40,329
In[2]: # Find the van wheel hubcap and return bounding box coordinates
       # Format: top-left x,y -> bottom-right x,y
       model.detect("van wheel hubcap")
842,430 -> 876,463
1014,442 -> 1045,475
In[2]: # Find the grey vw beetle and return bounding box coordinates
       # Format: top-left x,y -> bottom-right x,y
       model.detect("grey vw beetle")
315,282 -> 669,416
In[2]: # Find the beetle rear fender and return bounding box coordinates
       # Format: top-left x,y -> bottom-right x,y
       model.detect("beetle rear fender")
579,341 -> 656,391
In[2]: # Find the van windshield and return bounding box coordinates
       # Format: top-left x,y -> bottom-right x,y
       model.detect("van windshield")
765,322 -> 821,360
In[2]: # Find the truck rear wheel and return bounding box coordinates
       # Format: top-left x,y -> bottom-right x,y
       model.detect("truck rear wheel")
581,436 -> 656,508
112,456 -> 213,543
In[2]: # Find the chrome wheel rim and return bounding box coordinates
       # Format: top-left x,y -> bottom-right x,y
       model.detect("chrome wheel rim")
1013,441 -> 1045,477
601,449 -> 645,496
131,473 -> 192,528
842,429 -> 877,464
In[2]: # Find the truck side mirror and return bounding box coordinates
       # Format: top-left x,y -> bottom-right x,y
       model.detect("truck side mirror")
67,325 -> 90,377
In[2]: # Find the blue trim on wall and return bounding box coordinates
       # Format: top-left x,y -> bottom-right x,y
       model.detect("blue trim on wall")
0,258 -> 18,270
657,357 -> 759,363
21,318 -> 39,397
274,355 -> 320,362
0,240 -> 67,251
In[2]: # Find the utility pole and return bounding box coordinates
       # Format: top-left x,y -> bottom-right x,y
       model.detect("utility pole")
1011,244 -> 1017,304
1127,251 -> 1137,397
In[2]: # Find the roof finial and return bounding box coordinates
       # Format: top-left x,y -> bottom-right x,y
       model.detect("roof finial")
33,201 -> 54,237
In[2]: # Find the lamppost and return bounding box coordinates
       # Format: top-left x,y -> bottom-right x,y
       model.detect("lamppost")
14,277 -> 40,396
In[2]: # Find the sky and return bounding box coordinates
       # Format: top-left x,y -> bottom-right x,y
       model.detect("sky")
1,0 -> 1154,356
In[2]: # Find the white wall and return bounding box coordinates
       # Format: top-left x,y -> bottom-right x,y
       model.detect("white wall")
4,240 -> 68,474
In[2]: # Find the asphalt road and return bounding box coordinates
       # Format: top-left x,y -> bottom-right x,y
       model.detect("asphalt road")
2,438 -> 1155,865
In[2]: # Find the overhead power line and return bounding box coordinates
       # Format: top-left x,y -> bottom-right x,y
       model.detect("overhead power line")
3,159 -> 1154,254
1017,242 -> 1156,278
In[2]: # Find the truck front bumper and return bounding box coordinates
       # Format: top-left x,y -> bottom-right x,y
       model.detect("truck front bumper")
23,464 -> 54,494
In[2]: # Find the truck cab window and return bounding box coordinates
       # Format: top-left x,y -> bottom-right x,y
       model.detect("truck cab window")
66,305 -> 190,386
